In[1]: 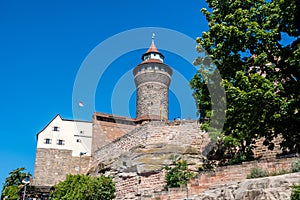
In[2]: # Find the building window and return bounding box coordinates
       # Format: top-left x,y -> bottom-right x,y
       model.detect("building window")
57,139 -> 65,145
76,139 -> 82,143
53,126 -> 59,131
44,138 -> 51,144
80,130 -> 84,134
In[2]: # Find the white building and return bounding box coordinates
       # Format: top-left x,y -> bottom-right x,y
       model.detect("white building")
36,114 -> 92,157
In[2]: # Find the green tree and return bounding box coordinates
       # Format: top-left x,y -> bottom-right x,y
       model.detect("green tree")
191,0 -> 300,162
1,186 -> 20,200
165,160 -> 194,188
1,167 -> 31,200
50,174 -> 115,200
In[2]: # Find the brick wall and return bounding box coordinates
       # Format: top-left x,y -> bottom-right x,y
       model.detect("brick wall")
114,171 -> 167,199
148,157 -> 299,200
91,113 -> 136,153
253,136 -> 283,159
33,148 -> 91,186
111,157 -> 299,199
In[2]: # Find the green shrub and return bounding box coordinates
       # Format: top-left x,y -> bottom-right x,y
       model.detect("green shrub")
291,183 -> 300,200
269,169 -> 289,176
247,167 -> 268,179
291,159 -> 300,173
165,160 -> 194,188
50,174 -> 115,200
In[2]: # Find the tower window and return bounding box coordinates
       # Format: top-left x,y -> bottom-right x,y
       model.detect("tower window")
53,126 -> 59,131
57,139 -> 65,145
76,139 -> 82,143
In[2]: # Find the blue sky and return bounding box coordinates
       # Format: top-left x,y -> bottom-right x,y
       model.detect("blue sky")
0,0 -> 209,189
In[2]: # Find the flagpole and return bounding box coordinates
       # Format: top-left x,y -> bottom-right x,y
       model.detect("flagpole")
78,101 -> 84,120
78,104 -> 80,120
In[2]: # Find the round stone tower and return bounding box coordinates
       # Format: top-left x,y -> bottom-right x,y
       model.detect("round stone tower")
133,35 -> 172,121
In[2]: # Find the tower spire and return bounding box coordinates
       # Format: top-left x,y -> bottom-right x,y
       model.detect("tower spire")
141,33 -> 164,63
152,33 -> 155,44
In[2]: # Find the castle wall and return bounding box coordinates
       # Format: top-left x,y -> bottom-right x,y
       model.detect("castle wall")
253,136 -> 284,159
148,157 -> 299,199
115,171 -> 167,199
91,113 -> 137,153
116,157 -> 298,199
33,148 -> 91,186
93,120 -> 209,163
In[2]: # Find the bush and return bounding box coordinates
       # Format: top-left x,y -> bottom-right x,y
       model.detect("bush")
247,167 -> 268,179
291,183 -> 300,200
50,174 -> 115,200
291,159 -> 300,173
165,160 -> 194,188
269,169 -> 289,176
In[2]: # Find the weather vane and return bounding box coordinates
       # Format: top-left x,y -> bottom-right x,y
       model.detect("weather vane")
152,33 -> 155,43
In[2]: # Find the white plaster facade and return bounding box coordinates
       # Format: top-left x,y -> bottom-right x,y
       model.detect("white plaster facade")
36,114 -> 92,156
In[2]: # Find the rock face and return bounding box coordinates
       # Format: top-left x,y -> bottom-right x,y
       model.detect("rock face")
109,143 -> 203,175
194,172 -> 300,200
89,143 -> 205,199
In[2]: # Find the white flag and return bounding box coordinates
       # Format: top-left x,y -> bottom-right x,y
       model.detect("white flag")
79,101 -> 84,107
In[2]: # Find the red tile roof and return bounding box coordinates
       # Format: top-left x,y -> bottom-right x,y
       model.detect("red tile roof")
145,41 -> 161,54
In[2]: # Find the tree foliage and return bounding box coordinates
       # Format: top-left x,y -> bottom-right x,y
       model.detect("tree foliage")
165,159 -> 194,188
50,174 -> 115,200
1,167 -> 31,200
1,186 -> 20,200
291,182 -> 300,200
191,0 -> 300,162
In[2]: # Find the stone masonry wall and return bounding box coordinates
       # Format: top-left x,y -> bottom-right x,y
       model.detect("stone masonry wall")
92,115 -> 136,153
33,148 -> 91,186
109,157 -> 299,199
147,157 -> 299,200
93,121 -> 209,163
254,136 -> 284,159
136,83 -> 168,119
114,171 -> 167,199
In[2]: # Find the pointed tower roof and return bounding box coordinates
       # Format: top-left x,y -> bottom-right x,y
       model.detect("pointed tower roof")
145,37 -> 160,54
141,34 -> 164,63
